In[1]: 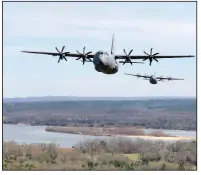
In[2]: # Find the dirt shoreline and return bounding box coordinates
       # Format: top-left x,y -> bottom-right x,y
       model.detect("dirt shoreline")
118,135 -> 195,141
13,124 -> 195,141
45,129 -> 195,141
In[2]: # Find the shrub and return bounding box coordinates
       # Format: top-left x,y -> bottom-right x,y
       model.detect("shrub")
161,163 -> 166,170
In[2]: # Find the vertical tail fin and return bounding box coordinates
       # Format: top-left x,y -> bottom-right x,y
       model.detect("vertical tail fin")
111,33 -> 115,55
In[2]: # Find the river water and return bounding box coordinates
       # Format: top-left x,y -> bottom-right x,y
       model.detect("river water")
3,124 -> 196,148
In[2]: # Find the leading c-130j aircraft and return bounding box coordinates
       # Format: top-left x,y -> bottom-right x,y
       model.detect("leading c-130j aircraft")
21,34 -> 194,75
124,73 -> 184,84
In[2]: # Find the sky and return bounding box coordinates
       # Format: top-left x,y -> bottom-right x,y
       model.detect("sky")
3,1 -> 196,97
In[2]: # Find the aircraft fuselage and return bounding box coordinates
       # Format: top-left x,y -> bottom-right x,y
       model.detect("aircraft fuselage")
149,76 -> 157,84
93,51 -> 118,74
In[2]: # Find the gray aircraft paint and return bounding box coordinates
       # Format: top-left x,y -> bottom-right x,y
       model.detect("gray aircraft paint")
124,73 -> 184,84
149,76 -> 157,84
93,34 -> 118,74
21,34 -> 194,75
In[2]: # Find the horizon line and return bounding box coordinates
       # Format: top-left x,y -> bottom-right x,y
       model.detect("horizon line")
3,95 -> 196,99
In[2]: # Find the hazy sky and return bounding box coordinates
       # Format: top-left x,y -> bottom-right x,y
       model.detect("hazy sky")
3,2 -> 196,97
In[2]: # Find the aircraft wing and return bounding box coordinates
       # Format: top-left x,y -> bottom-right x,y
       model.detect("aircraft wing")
115,54 -> 194,66
21,47 -> 94,64
64,52 -> 94,58
21,51 -> 94,58
124,73 -> 150,79
156,77 -> 184,81
115,55 -> 194,59
21,50 -> 63,56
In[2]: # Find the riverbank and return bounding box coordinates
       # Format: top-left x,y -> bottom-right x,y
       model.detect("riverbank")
3,124 -> 196,148
45,126 -> 169,136
45,126 -> 195,141
121,135 -> 195,141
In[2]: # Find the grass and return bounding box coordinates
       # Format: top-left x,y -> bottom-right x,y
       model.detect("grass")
124,153 -> 140,161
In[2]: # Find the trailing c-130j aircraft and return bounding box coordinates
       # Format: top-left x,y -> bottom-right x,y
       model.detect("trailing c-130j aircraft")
21,34 -> 194,75
124,73 -> 184,84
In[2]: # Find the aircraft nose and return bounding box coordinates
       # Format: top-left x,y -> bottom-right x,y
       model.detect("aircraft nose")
113,65 -> 118,72
99,56 -> 107,65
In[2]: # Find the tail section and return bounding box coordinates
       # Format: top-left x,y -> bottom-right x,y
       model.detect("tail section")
111,33 -> 115,55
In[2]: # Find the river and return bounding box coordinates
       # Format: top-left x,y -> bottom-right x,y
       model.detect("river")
3,124 -> 196,148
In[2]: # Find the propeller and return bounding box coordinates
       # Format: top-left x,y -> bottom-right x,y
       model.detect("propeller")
158,75 -> 164,81
76,47 -> 92,65
122,49 -> 133,65
144,74 -> 149,79
136,73 -> 141,78
167,76 -> 172,81
143,48 -> 159,66
55,46 -> 69,63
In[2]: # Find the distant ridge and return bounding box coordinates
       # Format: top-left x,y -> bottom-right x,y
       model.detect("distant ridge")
3,96 -> 196,103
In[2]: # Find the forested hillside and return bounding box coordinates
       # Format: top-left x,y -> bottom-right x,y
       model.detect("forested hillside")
3,98 -> 196,131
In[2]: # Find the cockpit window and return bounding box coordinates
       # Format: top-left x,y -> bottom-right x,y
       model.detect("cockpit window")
104,52 -> 109,56
99,52 -> 103,55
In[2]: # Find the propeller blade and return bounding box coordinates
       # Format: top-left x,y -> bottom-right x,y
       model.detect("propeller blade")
76,47 -> 92,65
149,59 -> 152,66
62,55 -> 67,61
128,49 -> 133,55
76,57 -> 81,60
129,59 -> 132,65
153,58 -> 158,62
153,52 -> 159,56
58,55 -> 62,63
123,59 -> 128,65
87,58 -> 92,62
143,51 -> 149,55
76,51 -> 81,54
123,49 -> 127,55
61,46 -> 65,52
150,48 -> 153,55
56,47 -> 60,53
86,51 -> 92,55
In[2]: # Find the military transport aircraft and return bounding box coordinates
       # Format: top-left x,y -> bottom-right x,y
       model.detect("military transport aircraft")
21,34 -> 194,75
124,73 -> 184,84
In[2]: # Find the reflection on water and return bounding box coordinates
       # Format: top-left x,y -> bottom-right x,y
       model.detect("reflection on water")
3,124 -> 196,148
